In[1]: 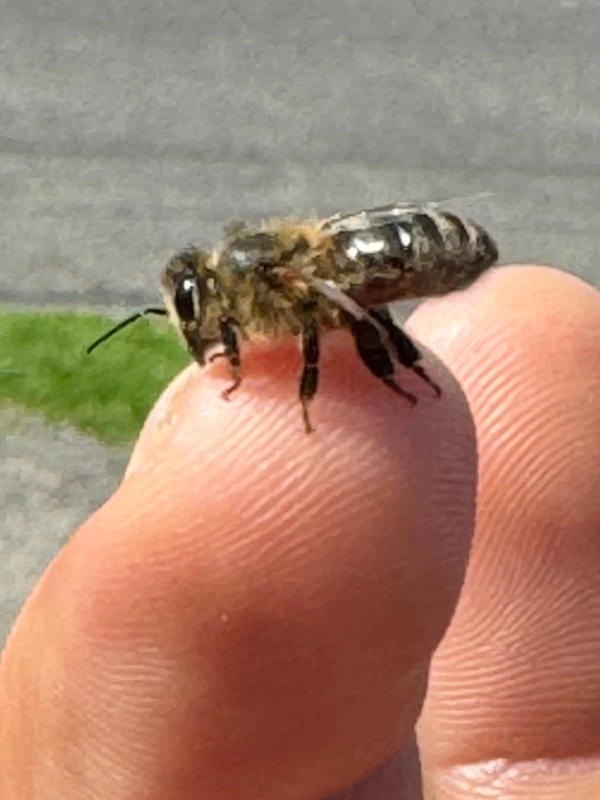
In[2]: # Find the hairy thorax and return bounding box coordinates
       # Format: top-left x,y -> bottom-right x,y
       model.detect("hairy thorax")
213,223 -> 352,341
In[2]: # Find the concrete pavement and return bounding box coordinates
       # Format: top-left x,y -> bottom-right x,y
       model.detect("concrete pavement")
1,0 -> 599,641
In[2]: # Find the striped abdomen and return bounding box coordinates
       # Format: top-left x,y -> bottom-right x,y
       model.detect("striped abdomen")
325,204 -> 498,306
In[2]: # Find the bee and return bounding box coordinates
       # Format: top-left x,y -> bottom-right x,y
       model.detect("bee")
88,202 -> 498,433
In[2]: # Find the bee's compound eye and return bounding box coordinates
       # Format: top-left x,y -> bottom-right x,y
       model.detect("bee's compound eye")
174,273 -> 201,322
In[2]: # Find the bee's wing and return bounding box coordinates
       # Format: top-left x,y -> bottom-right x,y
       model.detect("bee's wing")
303,275 -> 371,321
318,204 -> 419,235
319,192 -> 497,235
301,275 -> 406,363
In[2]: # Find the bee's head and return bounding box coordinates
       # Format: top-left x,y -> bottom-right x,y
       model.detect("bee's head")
161,246 -> 221,365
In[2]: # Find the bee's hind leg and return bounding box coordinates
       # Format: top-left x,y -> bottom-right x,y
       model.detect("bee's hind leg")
368,307 -> 442,398
211,318 -> 243,400
299,317 -> 320,434
349,316 -> 418,406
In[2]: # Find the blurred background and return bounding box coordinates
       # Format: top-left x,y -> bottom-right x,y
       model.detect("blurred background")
1,0 -> 599,640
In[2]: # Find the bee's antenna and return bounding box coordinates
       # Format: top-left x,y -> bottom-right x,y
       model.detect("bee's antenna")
86,307 -> 167,354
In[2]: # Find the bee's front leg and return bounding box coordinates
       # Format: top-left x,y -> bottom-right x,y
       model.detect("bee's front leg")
211,318 -> 242,400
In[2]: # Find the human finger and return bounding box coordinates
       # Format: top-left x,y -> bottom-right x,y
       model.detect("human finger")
411,265 -> 600,799
1,328 -> 477,800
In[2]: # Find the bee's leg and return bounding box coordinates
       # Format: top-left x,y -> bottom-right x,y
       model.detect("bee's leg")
217,318 -> 243,400
349,317 -> 418,406
369,307 -> 442,398
300,318 -> 320,434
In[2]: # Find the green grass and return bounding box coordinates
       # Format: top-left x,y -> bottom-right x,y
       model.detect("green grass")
0,310 -> 189,444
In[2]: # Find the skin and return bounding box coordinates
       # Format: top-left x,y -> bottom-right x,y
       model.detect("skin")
1,264 -> 599,800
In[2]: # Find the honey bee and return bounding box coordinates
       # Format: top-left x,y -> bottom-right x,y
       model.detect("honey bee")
88,202 -> 498,433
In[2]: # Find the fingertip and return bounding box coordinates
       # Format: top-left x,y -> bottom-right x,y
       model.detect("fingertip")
408,263 -> 600,354
111,331 -> 477,661
3,329 -> 479,799
412,265 -> 600,782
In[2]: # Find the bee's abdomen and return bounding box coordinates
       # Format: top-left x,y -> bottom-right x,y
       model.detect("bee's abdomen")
426,210 -> 499,276
329,207 -> 498,304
